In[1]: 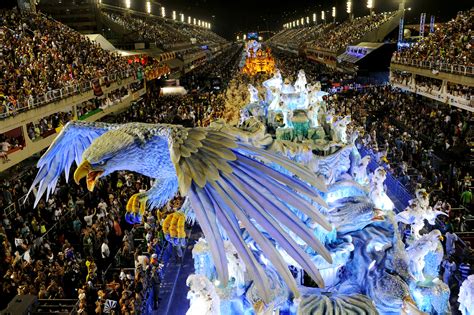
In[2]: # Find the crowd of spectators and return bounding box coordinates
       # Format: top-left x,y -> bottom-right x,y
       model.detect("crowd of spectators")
27,111 -> 73,141
326,86 -> 472,221
0,39 -> 240,313
103,11 -> 190,48
0,94 -> 214,313
309,11 -> 396,52
269,11 -> 395,53
1,8 -> 136,117
180,44 -> 242,91
175,24 -> 227,46
102,10 -> 227,49
392,10 -> 473,69
268,24 -> 335,51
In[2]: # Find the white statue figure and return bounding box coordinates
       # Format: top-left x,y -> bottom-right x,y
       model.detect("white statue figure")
186,274 -> 221,315
248,84 -> 260,104
307,87 -> 329,127
369,167 -> 395,212
294,69 -> 307,93
406,229 -> 443,283
332,116 -> 352,144
396,189 -> 447,240
307,102 -> 321,128
351,155 -> 371,186
280,90 -> 309,128
459,275 -> 474,315
267,87 -> 281,112
281,79 -> 295,94
263,69 -> 283,104
224,241 -> 246,290
239,108 -> 251,126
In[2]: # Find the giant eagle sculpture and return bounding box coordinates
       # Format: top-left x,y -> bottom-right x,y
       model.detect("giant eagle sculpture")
29,121 -> 332,302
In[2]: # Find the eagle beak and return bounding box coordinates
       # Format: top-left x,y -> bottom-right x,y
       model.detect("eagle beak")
74,160 -> 103,192
438,235 -> 444,241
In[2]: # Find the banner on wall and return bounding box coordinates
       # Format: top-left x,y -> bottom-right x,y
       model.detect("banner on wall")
430,15 -> 435,33
419,13 -> 426,37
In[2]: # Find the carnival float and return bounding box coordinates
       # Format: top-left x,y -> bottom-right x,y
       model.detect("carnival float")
28,69 -> 473,315
242,40 -> 276,76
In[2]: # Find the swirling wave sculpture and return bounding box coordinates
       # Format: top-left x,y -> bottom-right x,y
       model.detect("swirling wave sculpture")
28,121 -> 333,303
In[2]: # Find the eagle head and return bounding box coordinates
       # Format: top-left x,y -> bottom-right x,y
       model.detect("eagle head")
74,129 -> 138,191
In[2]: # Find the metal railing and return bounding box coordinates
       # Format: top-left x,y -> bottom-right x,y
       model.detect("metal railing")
391,57 -> 474,76
3,203 -> 16,218
1,68 -> 139,120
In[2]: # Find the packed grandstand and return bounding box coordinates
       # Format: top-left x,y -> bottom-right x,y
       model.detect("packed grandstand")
0,1 -> 473,315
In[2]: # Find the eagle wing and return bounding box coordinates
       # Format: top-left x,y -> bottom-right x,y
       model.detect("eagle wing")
171,127 -> 332,302
28,121 -> 117,206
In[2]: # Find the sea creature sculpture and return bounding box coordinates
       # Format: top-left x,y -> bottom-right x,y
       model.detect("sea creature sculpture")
296,292 -> 379,315
186,274 -> 221,315
326,196 -> 384,234
458,275 -> 474,315
406,230 -> 444,283
29,121 -> 332,302
396,189 -> 447,240
351,155 -> 371,186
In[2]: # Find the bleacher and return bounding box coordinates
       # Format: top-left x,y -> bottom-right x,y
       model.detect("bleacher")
390,10 -> 474,111
268,9 -> 402,70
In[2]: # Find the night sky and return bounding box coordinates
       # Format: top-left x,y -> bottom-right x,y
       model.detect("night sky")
160,0 -> 473,39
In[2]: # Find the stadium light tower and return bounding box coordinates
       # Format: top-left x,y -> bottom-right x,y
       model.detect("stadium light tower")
321,10 -> 325,23
180,13 -> 184,23
313,13 -> 317,24
188,16 -> 191,24
161,7 -> 165,18
300,17 -> 304,25
125,0 -> 130,9
306,16 -> 310,24
193,18 -> 197,25
146,1 -> 151,13
332,6 -> 336,23
346,0 -> 353,20
367,0 -> 374,14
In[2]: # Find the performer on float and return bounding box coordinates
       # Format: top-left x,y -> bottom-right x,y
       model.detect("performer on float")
262,69 -> 283,104
247,84 -> 260,104
294,69 -> 308,93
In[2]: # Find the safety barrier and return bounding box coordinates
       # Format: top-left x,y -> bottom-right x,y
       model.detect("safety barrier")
391,57 -> 474,76
1,68 -> 139,119
358,144 -> 413,209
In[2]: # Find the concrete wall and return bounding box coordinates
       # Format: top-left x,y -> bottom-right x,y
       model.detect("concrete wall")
390,66 -> 474,112
1,76 -> 137,134
390,63 -> 474,86
358,10 -> 403,44
0,83 -> 145,172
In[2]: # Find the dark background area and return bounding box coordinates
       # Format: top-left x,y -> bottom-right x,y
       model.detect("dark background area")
162,0 -> 473,39
1,0 -> 473,39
